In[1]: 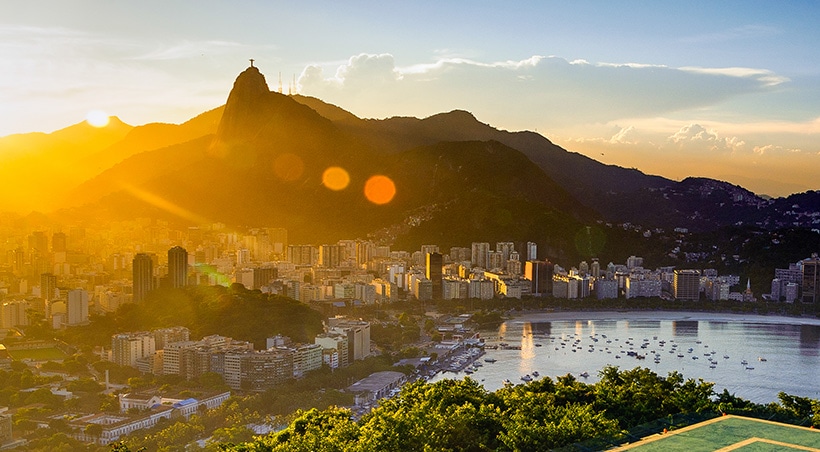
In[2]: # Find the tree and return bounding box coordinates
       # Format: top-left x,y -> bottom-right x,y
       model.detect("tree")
84,423 -> 103,443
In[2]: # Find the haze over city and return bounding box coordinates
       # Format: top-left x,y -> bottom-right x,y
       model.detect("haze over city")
2,1 -> 820,197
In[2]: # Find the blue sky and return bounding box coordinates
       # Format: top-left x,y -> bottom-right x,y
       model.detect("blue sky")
2,1 -> 819,196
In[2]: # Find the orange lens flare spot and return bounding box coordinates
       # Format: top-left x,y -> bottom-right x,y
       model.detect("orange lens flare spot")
364,175 -> 396,205
322,166 -> 350,191
273,153 -> 305,181
86,110 -> 110,127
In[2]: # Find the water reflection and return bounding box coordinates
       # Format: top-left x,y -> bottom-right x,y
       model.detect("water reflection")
672,320 -> 699,337
800,324 -> 820,356
453,315 -> 820,403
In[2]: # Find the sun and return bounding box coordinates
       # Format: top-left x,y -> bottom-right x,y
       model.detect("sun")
86,110 -> 110,127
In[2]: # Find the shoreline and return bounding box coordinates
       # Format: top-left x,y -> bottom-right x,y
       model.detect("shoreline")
505,309 -> 820,326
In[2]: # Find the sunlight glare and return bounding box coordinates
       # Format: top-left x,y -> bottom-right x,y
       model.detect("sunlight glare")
364,175 -> 396,205
273,153 -> 305,181
322,166 -> 350,191
86,110 -> 110,127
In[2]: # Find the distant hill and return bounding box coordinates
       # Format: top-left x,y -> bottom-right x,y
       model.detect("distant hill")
290,96 -> 820,233
7,65 -> 818,257
0,117 -> 133,212
62,67 -> 591,252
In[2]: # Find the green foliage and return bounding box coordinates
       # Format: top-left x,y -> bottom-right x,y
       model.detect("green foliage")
223,367 -> 820,452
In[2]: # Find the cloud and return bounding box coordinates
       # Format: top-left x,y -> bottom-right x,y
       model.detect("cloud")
667,124 -> 746,154
679,66 -> 789,86
610,126 -> 641,144
752,144 -> 803,155
297,53 -> 789,128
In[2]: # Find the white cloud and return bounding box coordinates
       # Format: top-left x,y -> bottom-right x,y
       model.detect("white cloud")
679,66 -> 789,86
297,53 -> 789,129
667,123 -> 746,154
610,126 -> 641,144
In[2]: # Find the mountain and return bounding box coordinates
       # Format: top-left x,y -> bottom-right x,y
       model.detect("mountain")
290,96 -> 820,233
63,66 -> 591,252
0,117 -> 133,212
12,65 -> 820,255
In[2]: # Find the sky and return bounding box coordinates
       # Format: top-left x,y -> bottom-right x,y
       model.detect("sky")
2,1 -> 819,197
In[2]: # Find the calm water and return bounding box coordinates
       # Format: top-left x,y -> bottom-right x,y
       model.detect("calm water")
431,312 -> 820,404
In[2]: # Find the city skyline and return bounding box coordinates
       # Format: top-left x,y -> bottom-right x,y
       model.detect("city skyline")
2,2 -> 819,197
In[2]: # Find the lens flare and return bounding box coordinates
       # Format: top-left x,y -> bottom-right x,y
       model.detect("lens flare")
273,153 -> 305,181
322,166 -> 350,191
364,175 -> 396,205
86,110 -> 110,127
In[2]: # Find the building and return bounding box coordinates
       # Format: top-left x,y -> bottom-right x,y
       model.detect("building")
66,289 -> 89,325
471,242 -> 490,269
233,348 -> 294,391
132,253 -> 154,302
673,269 -> 701,301
315,332 -> 349,368
319,244 -> 343,268
525,242 -> 537,261
153,327 -> 190,350
0,300 -> 29,329
0,407 -> 13,447
426,252 -> 443,300
595,279 -> 618,299
292,343 -> 323,377
524,260 -> 553,296
801,257 -> 820,304
329,319 -> 371,365
347,371 -> 407,406
111,332 -> 156,368
167,246 -> 188,288
40,272 -> 57,301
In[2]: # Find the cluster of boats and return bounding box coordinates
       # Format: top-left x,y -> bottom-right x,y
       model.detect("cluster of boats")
468,330 -> 770,388
443,347 -> 484,373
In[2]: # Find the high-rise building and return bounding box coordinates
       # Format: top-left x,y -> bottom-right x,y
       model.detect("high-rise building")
496,242 -> 515,268
111,332 -> 156,367
66,289 -> 89,325
40,273 -> 57,301
525,260 -> 553,296
426,252 -> 443,300
132,253 -> 154,302
287,245 -> 317,266
51,232 -> 67,253
526,242 -> 537,261
168,246 -> 188,288
673,269 -> 701,301
471,242 -> 490,269
319,245 -> 343,268
802,257 -> 820,304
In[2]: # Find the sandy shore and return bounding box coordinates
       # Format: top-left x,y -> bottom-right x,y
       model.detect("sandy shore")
506,310 -> 820,326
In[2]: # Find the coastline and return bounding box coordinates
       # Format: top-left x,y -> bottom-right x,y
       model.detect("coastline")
505,309 -> 820,326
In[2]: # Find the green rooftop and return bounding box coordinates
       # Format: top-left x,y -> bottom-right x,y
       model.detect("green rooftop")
612,415 -> 820,452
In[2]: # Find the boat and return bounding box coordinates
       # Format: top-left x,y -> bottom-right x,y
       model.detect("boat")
532,371 -> 539,377
521,375 -> 532,382
758,357 -> 767,362
502,379 -> 512,385
740,359 -> 748,365
484,357 -> 497,363
579,371 -> 590,378
745,366 -> 755,370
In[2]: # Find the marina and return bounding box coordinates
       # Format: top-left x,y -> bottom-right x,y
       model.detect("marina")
429,311 -> 820,404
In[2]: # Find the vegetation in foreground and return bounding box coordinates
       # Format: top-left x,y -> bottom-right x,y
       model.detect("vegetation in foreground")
216,366 -> 819,452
